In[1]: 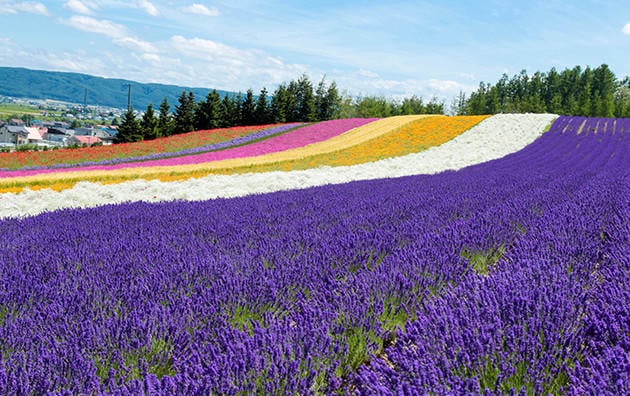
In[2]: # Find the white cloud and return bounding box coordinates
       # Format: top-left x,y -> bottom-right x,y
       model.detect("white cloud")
0,1 -> 49,15
137,0 -> 159,16
115,36 -> 157,53
332,71 -> 473,101
64,0 -> 96,15
427,79 -> 461,93
170,35 -> 244,63
358,69 -> 379,78
623,23 -> 630,35
182,3 -> 219,17
65,15 -> 127,38
166,35 -> 306,90
64,15 -> 157,55
45,52 -> 106,74
143,53 -> 160,62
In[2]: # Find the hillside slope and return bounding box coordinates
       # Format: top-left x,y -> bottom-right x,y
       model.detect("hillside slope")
0,67 -> 234,109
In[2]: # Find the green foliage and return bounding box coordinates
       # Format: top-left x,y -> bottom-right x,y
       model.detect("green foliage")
379,295 -> 409,334
140,103 -> 159,140
156,97 -> 174,137
69,119 -> 82,129
194,89 -> 223,130
460,245 -> 506,276
356,96 -> 396,118
255,87 -> 271,124
227,300 -> 288,335
333,324 -> 379,380
613,77 -> 630,117
314,77 -> 339,120
463,64 -> 626,117
115,107 -> 143,143
337,94 -> 445,118
220,94 -> 239,127
240,89 -> 256,126
173,91 -> 196,135
452,351 -> 572,395
0,304 -> 17,326
93,336 -> 176,387
15,144 -> 45,152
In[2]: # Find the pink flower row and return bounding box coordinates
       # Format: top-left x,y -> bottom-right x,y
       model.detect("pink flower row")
1,119 -> 377,178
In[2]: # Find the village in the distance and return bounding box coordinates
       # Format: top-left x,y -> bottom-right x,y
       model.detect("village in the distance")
0,95 -> 126,151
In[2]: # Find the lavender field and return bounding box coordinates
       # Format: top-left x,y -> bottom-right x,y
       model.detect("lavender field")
0,116 -> 628,395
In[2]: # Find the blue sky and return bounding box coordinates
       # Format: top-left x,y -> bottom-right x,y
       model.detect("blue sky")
1,0 -> 629,101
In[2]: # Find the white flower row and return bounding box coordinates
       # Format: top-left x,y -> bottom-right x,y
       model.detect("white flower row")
0,113 -> 558,219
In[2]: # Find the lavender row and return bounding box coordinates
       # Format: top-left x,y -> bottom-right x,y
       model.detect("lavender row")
0,116 -> 627,394
355,116 -> 629,394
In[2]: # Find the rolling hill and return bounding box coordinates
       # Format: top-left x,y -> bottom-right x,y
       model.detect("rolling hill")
0,66 -> 235,110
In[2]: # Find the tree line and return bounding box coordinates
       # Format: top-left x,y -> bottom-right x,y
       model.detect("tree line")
455,64 -> 630,117
114,64 -> 630,143
115,74 -> 445,143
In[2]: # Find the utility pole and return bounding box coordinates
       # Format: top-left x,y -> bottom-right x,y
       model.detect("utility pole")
125,83 -> 132,110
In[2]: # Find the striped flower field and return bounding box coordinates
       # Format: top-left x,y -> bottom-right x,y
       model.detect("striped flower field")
0,115 -> 628,395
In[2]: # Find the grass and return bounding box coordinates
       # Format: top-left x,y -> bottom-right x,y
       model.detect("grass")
460,245 -> 506,276
0,102 -> 42,116
93,336 -> 176,387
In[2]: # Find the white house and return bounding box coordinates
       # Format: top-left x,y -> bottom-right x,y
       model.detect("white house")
25,127 -> 44,144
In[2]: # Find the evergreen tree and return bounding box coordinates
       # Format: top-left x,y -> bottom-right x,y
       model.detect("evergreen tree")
592,64 -> 616,117
545,68 -> 564,114
157,97 -> 174,137
207,89 -> 223,129
425,96 -> 445,114
560,66 -> 581,115
141,103 -> 159,140
314,77 -> 341,120
614,77 -> 630,117
115,107 -> 142,143
220,94 -> 239,127
255,87 -> 271,124
314,77 -> 327,121
240,89 -> 256,126
466,82 -> 489,114
578,67 -> 593,116
527,71 -> 546,113
271,84 -> 289,123
194,89 -> 222,130
460,64 -> 622,117
174,90 -> 196,134
495,73 -> 509,113
399,95 -> 425,115
296,74 -> 316,121
324,81 -> 341,119
449,90 -> 467,115
356,96 -> 395,117
285,81 -> 299,121
194,96 -> 209,130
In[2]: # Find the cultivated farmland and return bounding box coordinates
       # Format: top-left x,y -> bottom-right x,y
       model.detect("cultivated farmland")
0,115 -> 628,394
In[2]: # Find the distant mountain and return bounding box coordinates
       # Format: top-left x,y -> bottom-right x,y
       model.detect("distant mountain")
0,67 -> 236,110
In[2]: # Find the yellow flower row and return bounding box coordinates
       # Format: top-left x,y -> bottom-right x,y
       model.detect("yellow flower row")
0,115 -> 487,193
